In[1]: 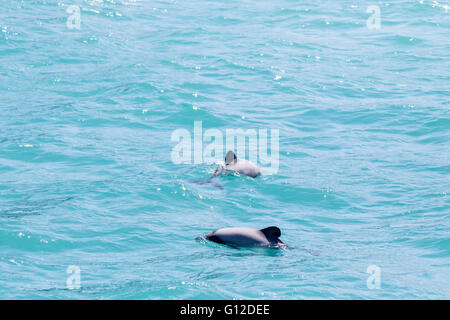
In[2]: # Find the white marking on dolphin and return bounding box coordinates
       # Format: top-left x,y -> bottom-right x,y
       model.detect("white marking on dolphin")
202,226 -> 289,249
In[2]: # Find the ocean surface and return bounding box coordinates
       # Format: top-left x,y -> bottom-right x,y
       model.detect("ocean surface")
0,0 -> 449,299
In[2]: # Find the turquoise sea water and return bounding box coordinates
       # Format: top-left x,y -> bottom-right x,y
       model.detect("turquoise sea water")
0,0 -> 449,299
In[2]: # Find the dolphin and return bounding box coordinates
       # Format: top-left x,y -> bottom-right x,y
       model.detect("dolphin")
190,151 -> 261,189
214,150 -> 261,178
202,226 -> 289,249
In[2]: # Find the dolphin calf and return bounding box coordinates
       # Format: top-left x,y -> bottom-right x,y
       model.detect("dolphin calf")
203,226 -> 289,249
190,151 -> 261,189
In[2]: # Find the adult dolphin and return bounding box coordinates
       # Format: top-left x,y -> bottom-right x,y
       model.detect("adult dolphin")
190,151 -> 261,189
215,150 -> 261,178
201,226 -> 289,249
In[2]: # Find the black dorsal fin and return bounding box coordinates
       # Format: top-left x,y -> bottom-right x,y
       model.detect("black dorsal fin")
225,150 -> 237,164
260,226 -> 281,242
